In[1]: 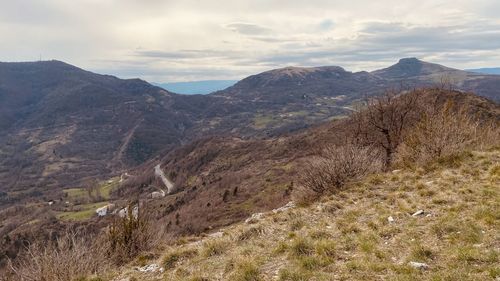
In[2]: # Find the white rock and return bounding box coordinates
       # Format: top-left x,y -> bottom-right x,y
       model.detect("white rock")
412,210 -> 424,217
151,190 -> 165,199
137,263 -> 163,273
392,169 -> 402,173
245,212 -> 265,224
408,261 -> 429,270
272,201 -> 296,214
208,231 -> 224,238
388,216 -> 395,223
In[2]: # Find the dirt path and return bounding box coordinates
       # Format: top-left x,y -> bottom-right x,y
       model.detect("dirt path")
112,119 -> 143,166
154,164 -> 175,194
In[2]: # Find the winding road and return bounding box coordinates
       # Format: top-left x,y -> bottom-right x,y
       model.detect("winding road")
154,164 -> 175,194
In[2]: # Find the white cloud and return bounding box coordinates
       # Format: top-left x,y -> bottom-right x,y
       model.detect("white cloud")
0,0 -> 499,82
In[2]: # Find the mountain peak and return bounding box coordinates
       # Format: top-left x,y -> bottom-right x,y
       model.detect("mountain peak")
372,58 -> 459,79
398,57 -> 422,64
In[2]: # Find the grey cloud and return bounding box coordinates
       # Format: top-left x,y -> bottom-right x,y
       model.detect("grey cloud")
224,22 -> 271,35
134,49 -> 237,59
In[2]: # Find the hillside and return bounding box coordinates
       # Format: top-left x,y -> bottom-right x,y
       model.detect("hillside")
115,89 -> 500,239
109,148 -> 500,281
3,88 -> 499,280
1,58 -> 499,203
0,61 -> 220,199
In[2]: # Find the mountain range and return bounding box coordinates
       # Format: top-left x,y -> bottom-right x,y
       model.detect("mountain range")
0,58 -> 499,203
1,58 -> 499,275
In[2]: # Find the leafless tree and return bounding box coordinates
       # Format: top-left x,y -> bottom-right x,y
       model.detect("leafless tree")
352,90 -> 422,170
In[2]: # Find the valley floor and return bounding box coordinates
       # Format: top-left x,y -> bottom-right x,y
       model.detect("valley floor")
106,149 -> 499,281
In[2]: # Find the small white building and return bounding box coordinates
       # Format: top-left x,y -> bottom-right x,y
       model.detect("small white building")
96,204 -> 115,217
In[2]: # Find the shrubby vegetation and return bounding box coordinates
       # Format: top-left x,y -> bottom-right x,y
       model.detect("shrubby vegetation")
6,87 -> 499,280
299,88 -> 499,201
9,232 -> 108,281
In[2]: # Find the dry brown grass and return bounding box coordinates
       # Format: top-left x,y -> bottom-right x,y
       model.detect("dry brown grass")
107,148 -> 500,281
397,100 -> 500,167
8,231 -> 109,281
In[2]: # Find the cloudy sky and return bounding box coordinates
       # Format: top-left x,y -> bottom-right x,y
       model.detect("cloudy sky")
1,0 -> 500,82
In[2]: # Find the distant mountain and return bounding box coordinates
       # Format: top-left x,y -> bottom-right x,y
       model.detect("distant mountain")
0,61 -> 218,194
154,80 -> 237,95
372,57 -> 460,79
1,58 -> 499,202
372,58 -> 500,102
466,68 -> 500,75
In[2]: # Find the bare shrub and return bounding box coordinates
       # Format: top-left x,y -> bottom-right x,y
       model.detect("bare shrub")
9,231 -> 108,281
397,101 -> 500,166
299,144 -> 382,199
352,90 -> 422,170
106,203 -> 153,264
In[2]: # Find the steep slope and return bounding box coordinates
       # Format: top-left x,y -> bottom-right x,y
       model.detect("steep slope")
111,148 -> 500,281
0,61 -> 214,196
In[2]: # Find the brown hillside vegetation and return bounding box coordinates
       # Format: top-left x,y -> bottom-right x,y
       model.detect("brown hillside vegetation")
107,148 -> 500,281
4,88 -> 499,280
115,89 -> 499,240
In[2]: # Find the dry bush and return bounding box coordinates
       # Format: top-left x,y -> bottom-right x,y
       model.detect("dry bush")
9,231 -> 108,281
106,203 -> 153,264
298,144 -> 382,201
352,89 -> 422,170
397,101 -> 500,166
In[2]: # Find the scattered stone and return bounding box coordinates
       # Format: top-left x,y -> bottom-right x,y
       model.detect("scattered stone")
151,190 -> 166,199
426,214 -> 432,217
392,169 -> 402,173
137,263 -> 163,273
408,261 -> 429,270
388,216 -> 395,223
272,201 -> 296,214
208,231 -> 224,238
245,212 -> 265,224
412,210 -> 424,217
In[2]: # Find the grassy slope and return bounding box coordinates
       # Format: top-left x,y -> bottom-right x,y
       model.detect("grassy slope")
108,149 -> 499,281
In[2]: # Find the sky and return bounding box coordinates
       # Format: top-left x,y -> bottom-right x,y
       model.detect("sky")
1,0 -> 500,82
